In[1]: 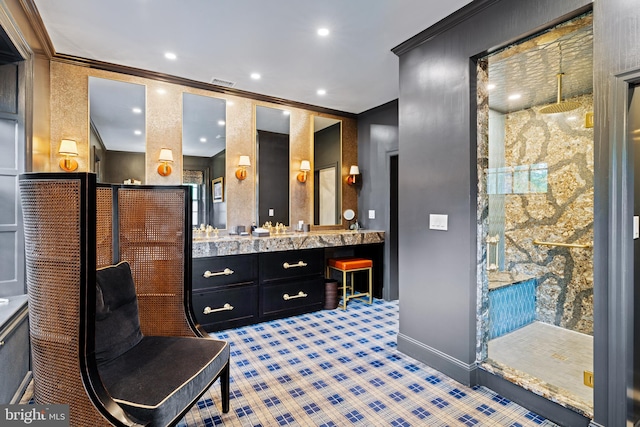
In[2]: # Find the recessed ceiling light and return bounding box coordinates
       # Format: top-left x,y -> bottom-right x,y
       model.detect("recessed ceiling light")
132,107 -> 142,114
282,110 -> 290,116
251,73 -> 261,80
200,137 -> 207,142
134,130 -> 142,135
487,83 -> 496,90
317,28 -> 330,36
218,120 -> 226,126
164,52 -> 177,60
508,93 -> 521,100
156,88 -> 166,94
317,89 -> 326,96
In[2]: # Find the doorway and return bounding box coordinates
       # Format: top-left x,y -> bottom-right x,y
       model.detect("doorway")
477,13 -> 594,418
0,25 -> 26,298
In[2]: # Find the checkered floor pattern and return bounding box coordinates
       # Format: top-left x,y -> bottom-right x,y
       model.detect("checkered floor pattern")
178,299 -> 559,426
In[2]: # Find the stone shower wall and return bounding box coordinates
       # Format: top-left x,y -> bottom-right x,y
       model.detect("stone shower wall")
501,93 -> 594,335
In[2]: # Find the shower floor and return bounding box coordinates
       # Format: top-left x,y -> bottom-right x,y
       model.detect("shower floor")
488,321 -> 593,416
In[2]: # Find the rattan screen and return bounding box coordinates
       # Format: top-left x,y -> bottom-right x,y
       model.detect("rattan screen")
117,187 -> 193,336
20,178 -> 110,426
96,186 -> 113,268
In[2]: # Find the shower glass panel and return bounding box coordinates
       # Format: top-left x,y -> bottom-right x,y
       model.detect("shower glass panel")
478,13 -> 594,418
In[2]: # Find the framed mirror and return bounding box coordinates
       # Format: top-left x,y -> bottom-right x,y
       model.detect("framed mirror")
182,93 -> 227,229
89,77 -> 146,184
313,117 -> 342,225
256,105 -> 290,226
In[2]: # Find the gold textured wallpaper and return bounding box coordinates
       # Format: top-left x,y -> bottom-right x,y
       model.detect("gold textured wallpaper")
49,61 -> 357,230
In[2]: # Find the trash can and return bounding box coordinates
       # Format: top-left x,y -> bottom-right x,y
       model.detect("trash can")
324,279 -> 339,310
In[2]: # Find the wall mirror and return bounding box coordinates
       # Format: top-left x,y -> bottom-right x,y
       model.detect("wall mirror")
256,105 -> 290,226
89,77 -> 146,184
313,116 -> 342,225
182,93 -> 227,229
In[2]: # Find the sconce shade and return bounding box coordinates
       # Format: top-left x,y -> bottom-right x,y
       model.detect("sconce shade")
347,165 -> 360,186
236,155 -> 251,180
157,148 -> 174,176
297,160 -> 311,183
58,139 -> 79,172
158,148 -> 174,163
59,139 -> 79,156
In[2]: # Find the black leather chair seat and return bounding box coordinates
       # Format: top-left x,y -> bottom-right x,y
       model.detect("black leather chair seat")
99,335 -> 229,426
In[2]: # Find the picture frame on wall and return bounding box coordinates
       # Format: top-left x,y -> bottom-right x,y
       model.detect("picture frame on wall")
213,177 -> 224,203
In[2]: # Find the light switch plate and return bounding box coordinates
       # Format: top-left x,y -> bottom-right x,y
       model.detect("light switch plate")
269,209 -> 274,217
368,210 -> 375,219
429,214 -> 448,231
634,216 -> 639,239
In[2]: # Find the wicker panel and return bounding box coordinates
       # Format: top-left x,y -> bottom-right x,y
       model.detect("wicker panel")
20,178 -> 109,427
117,187 -> 193,337
96,187 -> 113,268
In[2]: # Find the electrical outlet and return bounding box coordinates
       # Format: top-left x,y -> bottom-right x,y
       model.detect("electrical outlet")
269,209 -> 274,217
368,210 -> 375,219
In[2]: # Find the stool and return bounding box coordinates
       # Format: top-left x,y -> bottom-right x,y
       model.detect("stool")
326,258 -> 373,310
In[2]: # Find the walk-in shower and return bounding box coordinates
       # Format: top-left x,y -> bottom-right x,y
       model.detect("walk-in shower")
476,13 -> 594,418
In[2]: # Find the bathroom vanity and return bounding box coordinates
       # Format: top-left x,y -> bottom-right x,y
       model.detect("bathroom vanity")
191,230 -> 384,331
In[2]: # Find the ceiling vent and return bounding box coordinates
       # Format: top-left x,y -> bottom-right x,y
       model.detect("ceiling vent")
210,77 -> 235,88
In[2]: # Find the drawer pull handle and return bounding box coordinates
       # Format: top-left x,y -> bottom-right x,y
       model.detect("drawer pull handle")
283,291 -> 308,301
283,261 -> 308,269
203,268 -> 234,278
203,303 -> 234,314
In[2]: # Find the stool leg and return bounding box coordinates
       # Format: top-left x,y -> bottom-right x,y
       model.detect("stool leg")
342,270 -> 348,310
367,266 -> 373,304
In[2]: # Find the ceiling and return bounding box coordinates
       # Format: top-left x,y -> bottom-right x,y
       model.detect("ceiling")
32,0 -> 472,115
487,14 -> 593,114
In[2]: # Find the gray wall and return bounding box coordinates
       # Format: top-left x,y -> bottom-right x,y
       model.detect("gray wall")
103,150 -> 145,184
393,0 -> 592,425
357,100 -> 399,300
593,1 -> 640,426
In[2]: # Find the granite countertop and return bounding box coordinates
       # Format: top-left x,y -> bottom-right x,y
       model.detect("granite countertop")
193,230 -> 385,257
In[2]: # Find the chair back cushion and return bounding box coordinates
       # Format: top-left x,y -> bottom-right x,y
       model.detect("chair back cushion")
95,261 -> 143,364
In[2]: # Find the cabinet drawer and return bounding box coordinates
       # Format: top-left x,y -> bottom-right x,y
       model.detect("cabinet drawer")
259,248 -> 324,282
261,276 -> 324,316
193,254 -> 258,290
193,284 -> 258,330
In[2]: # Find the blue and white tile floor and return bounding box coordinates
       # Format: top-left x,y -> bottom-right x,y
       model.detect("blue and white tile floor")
179,299 -> 558,426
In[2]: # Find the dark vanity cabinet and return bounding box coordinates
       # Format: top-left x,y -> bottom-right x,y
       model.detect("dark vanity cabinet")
192,248 -> 325,332
192,253 -> 259,331
259,248 -> 325,320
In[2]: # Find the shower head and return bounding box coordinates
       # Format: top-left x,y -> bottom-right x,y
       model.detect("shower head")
540,73 -> 580,114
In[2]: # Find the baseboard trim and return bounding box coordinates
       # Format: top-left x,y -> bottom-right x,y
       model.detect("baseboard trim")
10,371 -> 32,404
397,333 -> 476,385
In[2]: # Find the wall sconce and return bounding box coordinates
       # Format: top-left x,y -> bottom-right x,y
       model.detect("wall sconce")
297,160 -> 311,183
58,139 -> 79,172
157,148 -> 174,176
236,155 -> 251,180
346,165 -> 360,185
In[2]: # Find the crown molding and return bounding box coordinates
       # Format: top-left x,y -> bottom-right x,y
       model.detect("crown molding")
392,0 -> 500,56
19,0 -> 54,58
